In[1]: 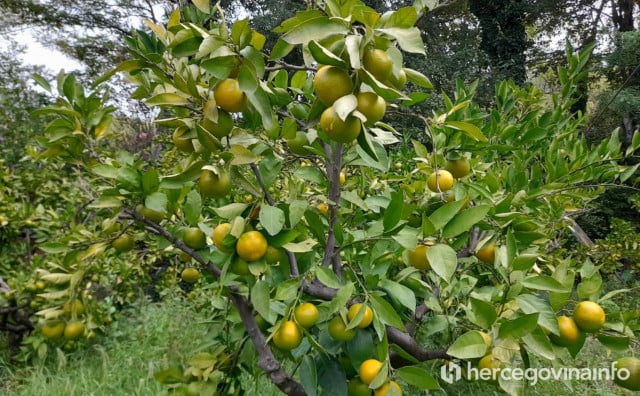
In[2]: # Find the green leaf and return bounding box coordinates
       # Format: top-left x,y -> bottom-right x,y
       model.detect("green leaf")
183,190 -> 202,226
516,294 -> 559,336
428,200 -> 465,231
145,191 -> 168,213
404,68 -> 433,89
247,86 -> 274,130
281,16 -> 349,45
328,282 -> 355,314
596,334 -> 630,352
282,239 -> 318,253
145,93 -> 190,106
288,200 -> 308,227
383,191 -> 405,232
370,295 -> 405,331
498,313 -> 539,339
522,328 -> 555,360
521,276 -> 569,293
308,40 -> 347,67
251,280 -> 272,322
380,279 -> 416,313
192,0 -> 210,13
381,7 -> 418,28
200,56 -> 237,79
396,366 -> 439,390
316,266 -> 342,289
333,94 -> 357,121
32,73 -> 51,92
442,205 -> 490,238
445,120 -> 488,142
91,164 -> 119,179
274,279 -> 299,301
467,298 -> 497,329
259,205 -> 286,236
213,203 -> 248,219
39,242 -> 68,254
229,145 -> 259,165
426,244 -> 457,283
161,160 -> 206,189
512,253 -> 538,271
300,356 -> 318,396
446,331 -> 488,359
142,169 -> 160,195
376,27 -> 425,54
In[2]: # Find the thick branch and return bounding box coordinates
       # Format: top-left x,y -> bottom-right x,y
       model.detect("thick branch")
123,209 -> 305,395
321,143 -> 343,277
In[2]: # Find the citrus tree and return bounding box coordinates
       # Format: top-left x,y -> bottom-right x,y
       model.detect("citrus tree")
19,0 -> 640,394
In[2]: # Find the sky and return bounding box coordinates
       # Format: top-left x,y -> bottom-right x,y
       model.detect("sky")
15,30 -> 83,72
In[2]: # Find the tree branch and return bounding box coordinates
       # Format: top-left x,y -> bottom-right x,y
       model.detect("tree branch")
321,143 -> 343,277
122,209 -> 305,395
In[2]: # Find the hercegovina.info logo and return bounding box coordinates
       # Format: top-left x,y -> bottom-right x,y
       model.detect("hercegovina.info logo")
440,360 -> 631,386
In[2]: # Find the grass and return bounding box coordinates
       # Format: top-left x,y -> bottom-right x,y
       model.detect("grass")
1,290 -> 638,395
0,294 -> 276,396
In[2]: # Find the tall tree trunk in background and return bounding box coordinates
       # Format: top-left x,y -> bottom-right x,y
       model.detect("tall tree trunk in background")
570,1 -> 606,116
612,0 -> 636,31
469,0 -> 528,85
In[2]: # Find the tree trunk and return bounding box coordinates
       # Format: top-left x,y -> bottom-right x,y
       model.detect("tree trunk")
469,0 -> 528,85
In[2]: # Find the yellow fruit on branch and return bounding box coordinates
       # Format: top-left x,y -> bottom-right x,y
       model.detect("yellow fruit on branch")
356,91 -> 386,126
112,234 -> 135,253
573,301 -> 606,333
408,245 -> 430,270
41,321 -> 65,340
363,48 -> 393,82
213,222 -> 233,253
386,69 -> 407,89
319,106 -> 361,144
614,357 -> 640,391
172,127 -> 194,152
445,157 -> 471,178
181,267 -> 200,283
359,358 -> 383,385
328,316 -> 356,341
549,316 -> 583,347
313,65 -> 354,105
236,231 -> 268,262
201,109 -> 233,139
427,169 -> 455,192
272,320 -> 302,350
374,381 -> 402,396
475,241 -> 496,263
317,202 -> 329,215
183,227 -> 207,250
199,169 -> 231,198
294,302 -> 319,328
63,321 -> 85,340
347,303 -> 374,328
214,78 -> 246,113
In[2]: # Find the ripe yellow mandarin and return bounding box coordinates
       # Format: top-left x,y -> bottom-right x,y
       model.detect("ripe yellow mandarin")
272,320 -> 302,350
181,267 -> 200,283
294,303 -> 319,328
475,241 -> 496,263
347,303 -> 374,328
374,381 -> 402,396
427,169 -> 455,192
573,301 -> 606,333
214,79 -> 246,112
199,169 -> 232,198
356,91 -> 386,126
236,231 -> 268,262
319,106 -> 361,144
213,223 -> 233,253
363,49 -> 393,82
408,245 -> 430,270
63,321 -> 85,340
359,359 -> 383,385
313,66 -> 354,105
550,316 -> 583,347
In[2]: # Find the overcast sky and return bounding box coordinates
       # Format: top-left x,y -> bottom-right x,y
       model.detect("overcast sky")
15,30 -> 83,72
